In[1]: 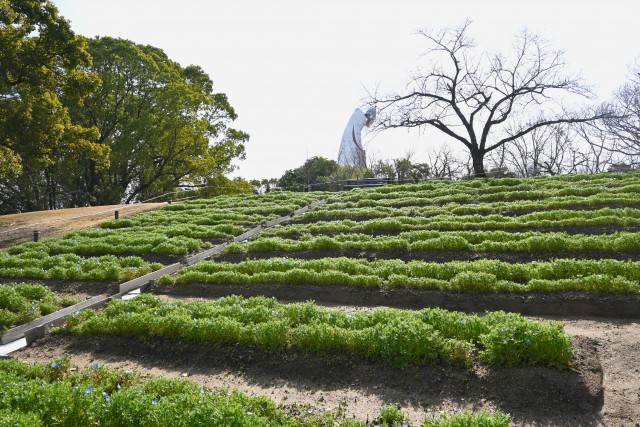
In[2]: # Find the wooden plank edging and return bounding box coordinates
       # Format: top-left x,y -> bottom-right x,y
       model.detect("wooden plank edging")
1,294 -> 117,344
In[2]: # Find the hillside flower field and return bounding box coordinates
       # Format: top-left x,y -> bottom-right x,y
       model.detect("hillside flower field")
2,172 -> 640,425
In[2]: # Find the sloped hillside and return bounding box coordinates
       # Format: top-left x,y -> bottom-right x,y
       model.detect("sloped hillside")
3,173 -> 640,426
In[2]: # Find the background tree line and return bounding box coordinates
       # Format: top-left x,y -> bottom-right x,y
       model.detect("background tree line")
0,0 -> 249,213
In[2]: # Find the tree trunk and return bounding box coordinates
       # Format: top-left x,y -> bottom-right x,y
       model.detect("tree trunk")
471,149 -> 486,178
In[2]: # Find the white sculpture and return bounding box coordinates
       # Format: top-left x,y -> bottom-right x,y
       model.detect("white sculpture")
338,106 -> 376,168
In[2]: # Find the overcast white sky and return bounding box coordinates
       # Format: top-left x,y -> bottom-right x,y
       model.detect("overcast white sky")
53,0 -> 640,180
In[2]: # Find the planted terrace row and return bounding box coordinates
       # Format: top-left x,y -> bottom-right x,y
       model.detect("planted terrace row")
298,194 -> 640,223
322,183 -> 640,210
334,172 -> 640,202
65,294 -> 573,369
158,257 -> 640,294
0,251 -> 162,282
0,283 -> 80,330
263,208 -> 640,237
0,358 -> 511,427
223,231 -> 640,259
0,192 -> 327,286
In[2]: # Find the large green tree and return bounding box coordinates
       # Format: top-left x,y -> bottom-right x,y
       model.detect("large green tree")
0,0 -> 104,212
278,156 -> 339,191
70,37 -> 249,204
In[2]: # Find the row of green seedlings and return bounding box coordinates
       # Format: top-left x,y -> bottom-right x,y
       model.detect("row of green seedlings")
162,202 -> 316,215
99,222 -> 250,238
65,294 -> 573,369
6,210 -> 285,259
2,193 -> 327,261
301,194 -> 640,222
170,191 -> 329,208
263,208 -> 640,237
100,212 -> 273,229
161,193 -> 327,213
225,230 -> 640,255
8,229 -> 207,258
99,192 -> 330,229
159,257 -> 640,294
324,183 -> 640,210
0,251 -> 162,282
0,283 -> 79,330
334,172 -> 640,202
0,358 -> 511,427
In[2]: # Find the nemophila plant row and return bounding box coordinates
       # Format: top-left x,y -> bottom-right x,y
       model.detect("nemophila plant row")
225,231 -> 640,254
0,251 -> 162,281
95,223 -> 249,239
323,186 -> 640,210
423,410 -> 512,427
334,172 -> 640,202
100,212 -> 274,229
177,192 -> 329,207
0,191 -> 326,283
302,194 -> 640,221
262,208 -> 640,236
64,294 -> 573,369
0,358 -> 511,427
330,174 -> 640,201
8,229 -> 207,257
0,283 -> 79,330
162,203 -> 310,215
160,257 -> 640,293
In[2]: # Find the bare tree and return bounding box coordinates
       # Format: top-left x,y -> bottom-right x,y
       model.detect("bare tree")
425,145 -> 464,179
572,122 -> 622,174
502,126 -> 558,177
601,62 -> 640,156
368,21 -> 611,177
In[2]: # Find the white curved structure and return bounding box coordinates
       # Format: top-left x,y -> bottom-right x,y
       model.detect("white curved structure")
338,106 -> 376,168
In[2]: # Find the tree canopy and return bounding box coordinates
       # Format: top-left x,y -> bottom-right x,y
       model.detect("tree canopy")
0,0 -> 104,210
69,36 -> 249,205
0,1 -> 248,213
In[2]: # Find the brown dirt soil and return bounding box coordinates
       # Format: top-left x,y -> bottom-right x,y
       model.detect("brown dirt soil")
0,203 -> 166,249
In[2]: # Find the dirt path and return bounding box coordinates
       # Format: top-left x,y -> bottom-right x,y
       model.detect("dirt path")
11,314 -> 639,426
0,203 -> 166,248
551,317 -> 640,427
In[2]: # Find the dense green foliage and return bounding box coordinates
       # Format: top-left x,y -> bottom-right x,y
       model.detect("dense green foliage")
422,410 -> 512,427
0,0 -> 104,212
278,156 -> 339,191
0,252 -> 162,281
263,208 -> 640,236
65,294 -> 573,369
0,358 -> 510,426
163,257 -> 640,293
68,36 -> 249,205
0,358 -> 365,426
0,1 -> 249,212
225,230 -> 640,255
0,283 -> 79,329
